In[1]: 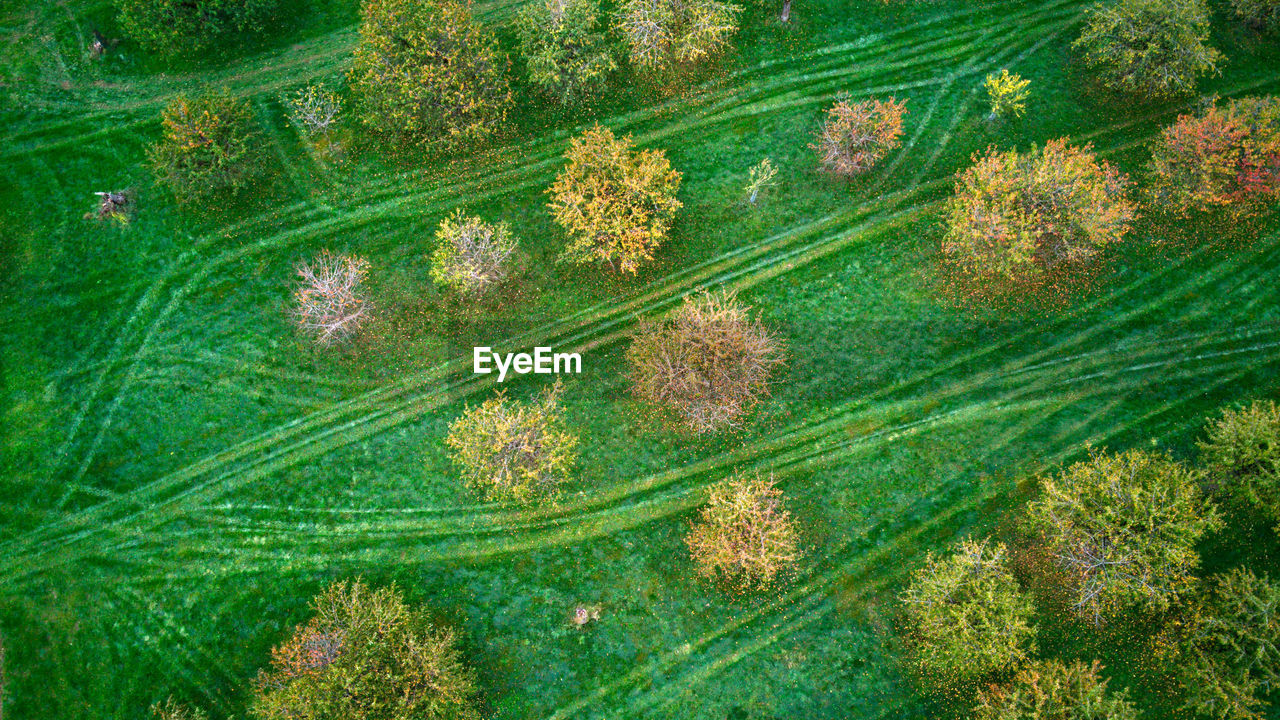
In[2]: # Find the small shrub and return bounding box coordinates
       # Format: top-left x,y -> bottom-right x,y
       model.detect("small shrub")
148,90 -> 262,202
1232,0 -> 1280,32
744,158 -> 778,205
293,251 -> 371,346
942,139 -> 1135,282
1198,399 -> 1280,532
430,211 -> 517,295
547,124 -> 682,274
615,0 -> 741,70
283,83 -> 342,137
973,659 -> 1139,720
984,69 -> 1031,120
685,472 -> 800,591
1026,448 -> 1223,621
117,0 -> 275,57
1072,0 -> 1221,100
899,539 -> 1037,684
516,0 -> 617,104
811,97 -> 907,177
445,383 -> 578,503
1167,568 -> 1280,720
152,698 -> 208,720
350,0 -> 512,150
626,290 -> 784,433
252,579 -> 480,720
87,190 -> 133,226
1146,96 -> 1280,219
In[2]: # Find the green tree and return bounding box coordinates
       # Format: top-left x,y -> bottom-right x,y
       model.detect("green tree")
626,290 -> 784,434
1232,0 -> 1280,32
252,579 -> 480,720
547,124 -> 682,274
117,0 -> 276,57
516,0 -> 617,104
984,69 -> 1031,120
1198,400 -> 1280,533
445,383 -> 578,503
973,659 -> 1140,720
615,0 -> 741,70
1026,448 -> 1223,621
685,472 -> 801,592
1146,97 -> 1280,219
942,139 -> 1135,283
1072,0 -> 1221,99
148,89 -> 262,203
152,698 -> 208,720
1168,568 -> 1280,720
350,0 -> 513,150
899,539 -> 1037,685
430,210 -> 517,295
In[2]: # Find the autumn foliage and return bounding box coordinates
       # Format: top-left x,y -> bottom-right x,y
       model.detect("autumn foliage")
516,0 -> 617,104
430,210 -> 517,295
685,472 -> 800,592
627,290 -> 784,434
942,139 -> 1136,282
445,383 -> 578,503
615,0 -> 741,70
1026,448 -> 1222,621
293,251 -> 371,346
1073,0 -> 1221,99
1146,96 -> 1280,218
148,90 -> 261,202
973,659 -> 1139,720
252,579 -> 480,720
811,97 -> 907,177
547,125 -> 682,274
899,539 -> 1037,685
350,0 -> 512,150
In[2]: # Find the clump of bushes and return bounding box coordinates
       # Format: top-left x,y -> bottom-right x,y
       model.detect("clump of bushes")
283,83 -> 343,138
1146,97 -> 1280,219
685,472 -> 800,591
811,97 -> 907,177
899,539 -> 1037,684
984,69 -> 1030,120
148,90 -> 262,203
547,124 -> 682,274
626,290 -> 784,434
350,0 -> 512,150
117,0 -> 275,57
1198,399 -> 1280,532
942,139 -> 1135,283
152,698 -> 207,720
430,211 -> 517,295
293,251 -> 372,346
972,659 -> 1139,720
1025,448 -> 1223,621
516,0 -> 617,104
252,579 -> 480,720
615,0 -> 741,71
1166,567 -> 1280,720
1072,0 -> 1221,99
445,383 -> 578,503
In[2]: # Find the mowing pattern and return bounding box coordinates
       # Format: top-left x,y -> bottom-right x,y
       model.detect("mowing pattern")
3,0 -> 1280,717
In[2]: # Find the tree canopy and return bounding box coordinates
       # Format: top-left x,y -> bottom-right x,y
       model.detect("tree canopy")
1073,0 -> 1221,99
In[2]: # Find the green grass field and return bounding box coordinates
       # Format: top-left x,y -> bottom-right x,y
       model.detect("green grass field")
3,0 -> 1280,717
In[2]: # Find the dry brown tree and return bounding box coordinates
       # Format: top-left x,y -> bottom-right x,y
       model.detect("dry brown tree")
812,96 -> 907,177
626,290 -> 784,434
686,472 -> 800,592
293,250 -> 371,346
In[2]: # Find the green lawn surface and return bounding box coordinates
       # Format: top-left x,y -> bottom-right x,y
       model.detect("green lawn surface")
2,0 -> 1279,717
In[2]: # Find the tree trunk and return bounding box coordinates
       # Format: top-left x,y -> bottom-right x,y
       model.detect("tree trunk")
780,0 -> 791,22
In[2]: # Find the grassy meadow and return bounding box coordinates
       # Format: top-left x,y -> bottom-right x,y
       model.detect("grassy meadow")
2,0 -> 1280,717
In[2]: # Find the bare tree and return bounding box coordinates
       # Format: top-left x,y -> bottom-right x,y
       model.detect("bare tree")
293,250 -> 371,346
430,210 -> 517,294
283,83 -> 342,137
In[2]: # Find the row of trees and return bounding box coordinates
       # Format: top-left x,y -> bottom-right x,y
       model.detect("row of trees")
898,399 -> 1280,719
942,95 -> 1280,285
